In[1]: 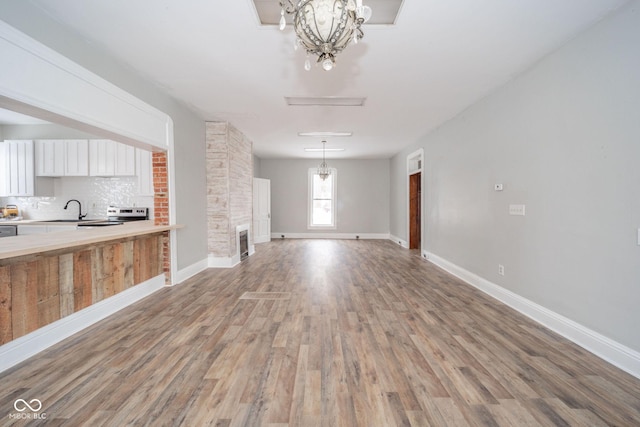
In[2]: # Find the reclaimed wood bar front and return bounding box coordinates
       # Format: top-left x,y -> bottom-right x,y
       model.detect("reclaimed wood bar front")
0,222 -> 176,347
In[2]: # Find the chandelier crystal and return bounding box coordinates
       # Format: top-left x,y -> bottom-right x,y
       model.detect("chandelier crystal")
317,141 -> 331,180
279,0 -> 372,71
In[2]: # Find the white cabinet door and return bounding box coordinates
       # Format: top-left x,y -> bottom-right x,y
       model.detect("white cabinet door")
90,139 -> 136,176
65,140 -> 89,176
36,140 -> 65,176
5,140 -> 35,196
136,148 -> 154,196
115,143 -> 135,176
89,139 -> 116,176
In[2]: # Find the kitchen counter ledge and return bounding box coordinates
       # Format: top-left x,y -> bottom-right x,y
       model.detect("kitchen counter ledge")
0,220 -> 183,260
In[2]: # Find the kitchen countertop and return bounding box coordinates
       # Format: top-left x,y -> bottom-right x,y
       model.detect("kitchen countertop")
0,220 -> 183,260
0,218 -> 108,225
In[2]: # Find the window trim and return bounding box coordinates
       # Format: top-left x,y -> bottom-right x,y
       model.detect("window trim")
307,167 -> 337,229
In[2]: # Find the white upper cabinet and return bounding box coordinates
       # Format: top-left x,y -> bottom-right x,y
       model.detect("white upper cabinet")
3,140 -> 54,196
89,139 -> 115,176
35,140 -> 65,176
114,142 -> 136,176
3,140 -> 35,196
89,139 -> 135,176
64,140 -> 89,176
36,139 -> 89,177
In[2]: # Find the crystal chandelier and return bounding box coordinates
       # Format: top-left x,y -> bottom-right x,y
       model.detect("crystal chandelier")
279,0 -> 372,71
317,141 -> 331,180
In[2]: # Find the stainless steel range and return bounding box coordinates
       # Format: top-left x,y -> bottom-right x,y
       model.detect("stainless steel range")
107,207 -> 149,222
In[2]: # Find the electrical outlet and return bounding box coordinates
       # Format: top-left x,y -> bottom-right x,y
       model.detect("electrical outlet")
509,204 -> 526,216
494,183 -> 504,191
498,264 -> 505,276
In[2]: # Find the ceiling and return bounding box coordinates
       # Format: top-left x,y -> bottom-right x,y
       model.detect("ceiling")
7,0 -> 629,159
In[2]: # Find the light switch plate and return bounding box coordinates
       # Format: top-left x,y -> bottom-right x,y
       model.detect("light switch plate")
509,204 -> 526,216
637,228 -> 640,246
494,183 -> 504,191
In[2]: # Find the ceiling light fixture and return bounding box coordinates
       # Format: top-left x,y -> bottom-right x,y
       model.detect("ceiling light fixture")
317,140 -> 331,180
305,147 -> 345,152
298,131 -> 352,137
279,0 -> 372,71
285,96 -> 367,106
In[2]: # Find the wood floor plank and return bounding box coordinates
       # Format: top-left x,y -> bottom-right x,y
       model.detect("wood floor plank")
1,239 -> 640,426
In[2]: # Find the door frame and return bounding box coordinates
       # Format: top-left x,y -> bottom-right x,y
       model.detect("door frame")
406,149 -> 424,252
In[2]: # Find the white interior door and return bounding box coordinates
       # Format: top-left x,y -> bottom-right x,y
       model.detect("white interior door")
253,178 -> 271,244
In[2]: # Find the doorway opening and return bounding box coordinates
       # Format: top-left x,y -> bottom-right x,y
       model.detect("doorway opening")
406,149 -> 424,253
409,172 -> 421,249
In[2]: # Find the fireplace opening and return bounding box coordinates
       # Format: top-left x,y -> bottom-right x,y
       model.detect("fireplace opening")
239,230 -> 249,261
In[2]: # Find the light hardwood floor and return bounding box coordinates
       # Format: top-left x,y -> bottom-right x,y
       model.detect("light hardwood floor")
1,239 -> 640,426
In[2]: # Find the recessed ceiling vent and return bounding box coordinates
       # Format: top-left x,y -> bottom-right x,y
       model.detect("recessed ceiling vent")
285,96 -> 366,107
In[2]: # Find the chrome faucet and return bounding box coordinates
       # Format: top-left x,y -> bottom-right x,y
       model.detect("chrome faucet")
64,199 -> 87,221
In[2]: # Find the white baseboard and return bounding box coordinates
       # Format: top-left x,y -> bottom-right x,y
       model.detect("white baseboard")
208,246 -> 254,269
208,254 -> 239,268
175,258 -> 208,284
426,252 -> 640,379
272,232 -> 390,240
389,235 -> 409,248
0,274 -> 166,374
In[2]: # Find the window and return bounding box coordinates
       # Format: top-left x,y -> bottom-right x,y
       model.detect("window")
308,168 -> 336,228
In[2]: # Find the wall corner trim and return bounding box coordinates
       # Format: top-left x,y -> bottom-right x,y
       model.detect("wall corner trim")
389,235 -> 409,249
426,252 -> 640,380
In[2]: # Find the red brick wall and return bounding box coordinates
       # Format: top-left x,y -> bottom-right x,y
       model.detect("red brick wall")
152,151 -> 171,283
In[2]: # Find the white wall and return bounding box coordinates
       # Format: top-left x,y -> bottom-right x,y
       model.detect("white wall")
0,3 -> 208,272
253,155 -> 262,178
391,3 -> 640,353
261,159 -> 390,236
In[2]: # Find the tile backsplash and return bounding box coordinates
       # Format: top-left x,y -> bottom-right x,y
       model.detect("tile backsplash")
1,176 -> 154,220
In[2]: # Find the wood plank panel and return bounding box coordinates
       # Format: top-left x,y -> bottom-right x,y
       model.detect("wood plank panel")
0,265 -> 11,345
112,242 -> 125,295
11,260 -> 38,338
59,253 -> 74,318
37,255 -> 60,327
101,244 -> 116,300
122,240 -> 134,289
133,238 -> 145,285
73,249 -> 93,312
